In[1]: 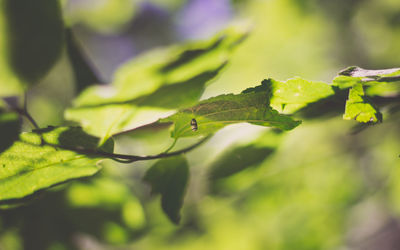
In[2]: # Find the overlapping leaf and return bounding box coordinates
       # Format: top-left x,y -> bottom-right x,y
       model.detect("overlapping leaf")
143,155 -> 189,224
161,81 -> 301,139
269,77 -> 335,113
343,83 -> 382,123
333,66 -> 400,90
65,26 -> 249,141
332,66 -> 400,123
0,126 -> 113,203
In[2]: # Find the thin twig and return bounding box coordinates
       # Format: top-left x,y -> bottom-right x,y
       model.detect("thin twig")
45,135 -> 211,164
103,136 -> 210,163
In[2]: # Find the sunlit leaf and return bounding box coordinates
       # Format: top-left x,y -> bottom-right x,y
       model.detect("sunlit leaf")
269,77 -> 335,113
66,105 -> 170,145
343,83 -> 382,123
65,26 -> 248,141
161,81 -> 301,139
0,126 -> 113,203
143,155 -> 189,224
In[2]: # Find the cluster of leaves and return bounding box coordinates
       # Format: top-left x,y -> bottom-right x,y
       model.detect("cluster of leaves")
0,0 -> 400,234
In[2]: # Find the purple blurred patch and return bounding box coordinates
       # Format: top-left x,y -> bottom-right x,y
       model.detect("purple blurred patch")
71,2 -> 176,82
68,1 -> 233,82
72,27 -> 136,82
176,0 -> 233,40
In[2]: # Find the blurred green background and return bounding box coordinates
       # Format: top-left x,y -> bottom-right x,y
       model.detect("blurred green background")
1,0 -> 400,249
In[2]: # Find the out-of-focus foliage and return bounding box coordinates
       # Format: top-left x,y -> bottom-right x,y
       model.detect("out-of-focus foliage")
64,0 -> 137,33
0,0 -> 64,96
0,175 -> 146,249
208,144 -> 274,181
144,156 -> 189,224
202,0 -> 337,98
65,177 -> 146,243
131,120 -> 372,250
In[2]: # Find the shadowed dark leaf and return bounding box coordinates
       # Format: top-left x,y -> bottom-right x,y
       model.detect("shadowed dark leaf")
209,145 -> 274,180
144,156 -> 189,224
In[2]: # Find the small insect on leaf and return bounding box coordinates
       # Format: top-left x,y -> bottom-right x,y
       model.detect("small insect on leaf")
190,118 -> 198,131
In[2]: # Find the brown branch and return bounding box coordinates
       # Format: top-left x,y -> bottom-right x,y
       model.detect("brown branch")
45,135 -> 211,164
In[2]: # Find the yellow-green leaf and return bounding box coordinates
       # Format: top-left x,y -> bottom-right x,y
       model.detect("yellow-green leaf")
343,83 -> 382,123
161,81 -> 301,139
65,26 -> 248,141
0,126 -> 113,204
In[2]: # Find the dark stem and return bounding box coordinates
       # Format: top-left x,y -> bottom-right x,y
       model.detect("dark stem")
105,136 -> 210,163
47,135 -> 211,164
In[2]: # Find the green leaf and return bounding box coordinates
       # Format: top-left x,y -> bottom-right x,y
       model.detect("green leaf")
129,66 -> 226,109
343,84 -> 382,123
66,105 -> 168,146
269,77 -> 335,113
0,0 -> 64,94
0,126 -> 113,203
332,75 -> 364,90
208,145 -> 274,180
331,67 -> 400,123
333,66 -> 400,90
0,110 -> 20,153
65,26 -> 249,141
66,177 -> 146,243
161,81 -> 301,139
365,82 -> 400,97
143,156 -> 189,224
